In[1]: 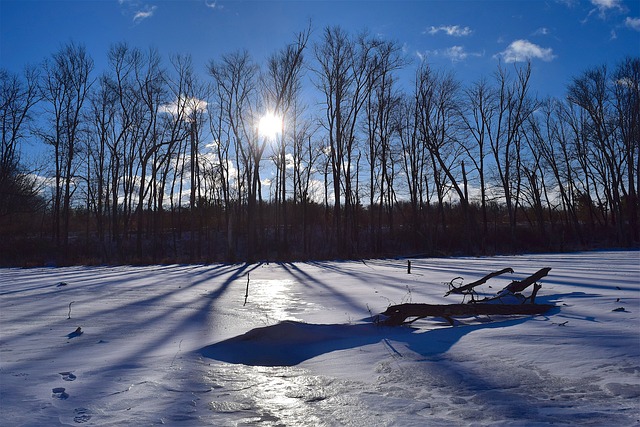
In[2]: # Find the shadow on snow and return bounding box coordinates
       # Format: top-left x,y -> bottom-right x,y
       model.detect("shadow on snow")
199,308 -> 559,367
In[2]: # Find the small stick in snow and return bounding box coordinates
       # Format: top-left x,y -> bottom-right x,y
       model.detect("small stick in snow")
68,301 -> 75,319
243,274 -> 250,306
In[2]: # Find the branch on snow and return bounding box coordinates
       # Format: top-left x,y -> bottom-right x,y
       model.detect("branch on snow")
381,267 -> 553,326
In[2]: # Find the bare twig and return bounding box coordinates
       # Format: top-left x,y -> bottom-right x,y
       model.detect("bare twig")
243,274 -> 250,306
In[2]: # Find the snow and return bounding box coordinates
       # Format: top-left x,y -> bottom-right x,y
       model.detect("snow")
1,251 -> 639,426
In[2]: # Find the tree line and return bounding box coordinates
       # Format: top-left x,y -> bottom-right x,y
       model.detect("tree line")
1,26 -> 638,265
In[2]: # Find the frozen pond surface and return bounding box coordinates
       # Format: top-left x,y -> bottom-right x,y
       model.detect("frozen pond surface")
1,251 -> 639,425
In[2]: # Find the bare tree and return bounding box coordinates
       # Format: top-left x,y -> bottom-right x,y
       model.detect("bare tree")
207,68 -> 235,258
521,116 -> 550,240
262,27 -> 310,255
527,98 -> 584,246
291,114 -> 322,256
313,26 -> 352,254
103,43 -> 135,249
414,63 -> 472,245
568,64 -> 626,242
363,39 -> 404,252
313,26 -> 394,255
130,48 -> 166,259
461,78 -> 494,240
86,73 -> 117,258
39,42 -> 94,251
0,66 -> 41,217
208,50 -> 260,260
487,62 -> 536,245
612,57 -> 639,244
154,54 -> 209,260
397,94 -> 430,249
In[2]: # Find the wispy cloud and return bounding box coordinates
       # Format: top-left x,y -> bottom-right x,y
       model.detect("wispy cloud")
625,17 -> 640,31
591,0 -> 623,11
417,46 -> 483,63
588,0 -> 625,19
426,25 -> 472,37
495,39 -> 556,63
205,1 -> 223,10
442,46 -> 481,62
532,27 -> 551,36
133,5 -> 157,23
555,0 -> 579,7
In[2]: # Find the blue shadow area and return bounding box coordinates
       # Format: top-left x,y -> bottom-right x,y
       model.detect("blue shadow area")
199,310 -> 557,367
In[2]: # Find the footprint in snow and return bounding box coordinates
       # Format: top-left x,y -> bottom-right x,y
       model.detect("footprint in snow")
74,407 -> 92,423
52,387 -> 69,399
59,371 -> 76,381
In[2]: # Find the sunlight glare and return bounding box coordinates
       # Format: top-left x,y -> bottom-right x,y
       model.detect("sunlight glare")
258,113 -> 282,140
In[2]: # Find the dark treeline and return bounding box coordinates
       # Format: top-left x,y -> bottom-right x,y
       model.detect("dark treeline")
1,26 -> 638,266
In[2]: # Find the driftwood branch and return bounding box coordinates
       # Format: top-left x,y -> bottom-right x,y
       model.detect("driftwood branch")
444,267 -> 514,297
380,267 -> 554,326
381,303 -> 554,326
477,267 -> 552,303
503,267 -> 551,294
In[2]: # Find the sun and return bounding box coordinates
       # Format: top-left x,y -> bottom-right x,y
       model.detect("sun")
258,112 -> 282,140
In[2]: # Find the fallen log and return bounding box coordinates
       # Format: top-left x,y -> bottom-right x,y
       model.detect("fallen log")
380,302 -> 554,326
444,267 -> 514,297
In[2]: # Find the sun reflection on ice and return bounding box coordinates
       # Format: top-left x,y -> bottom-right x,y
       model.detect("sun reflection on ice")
204,365 -> 347,426
248,279 -> 314,323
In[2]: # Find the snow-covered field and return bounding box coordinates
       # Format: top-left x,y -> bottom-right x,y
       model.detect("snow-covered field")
1,251 -> 639,426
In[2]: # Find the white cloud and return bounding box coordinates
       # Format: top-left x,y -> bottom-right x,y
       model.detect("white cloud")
591,0 -> 623,11
308,178 -> 329,204
444,46 -> 468,62
625,17 -> 640,31
284,153 -> 295,170
133,5 -> 157,23
426,25 -> 472,37
495,39 -> 556,63
588,0 -> 625,19
160,95 -> 208,121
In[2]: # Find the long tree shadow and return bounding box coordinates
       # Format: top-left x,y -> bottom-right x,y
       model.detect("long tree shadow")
199,309 -> 558,367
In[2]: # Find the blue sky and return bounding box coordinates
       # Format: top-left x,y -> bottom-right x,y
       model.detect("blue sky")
1,0 -> 639,100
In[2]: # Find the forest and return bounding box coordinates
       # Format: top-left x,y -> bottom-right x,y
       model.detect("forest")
1,26 -> 638,265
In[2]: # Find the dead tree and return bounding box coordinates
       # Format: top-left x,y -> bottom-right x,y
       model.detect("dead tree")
381,267 -> 553,326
